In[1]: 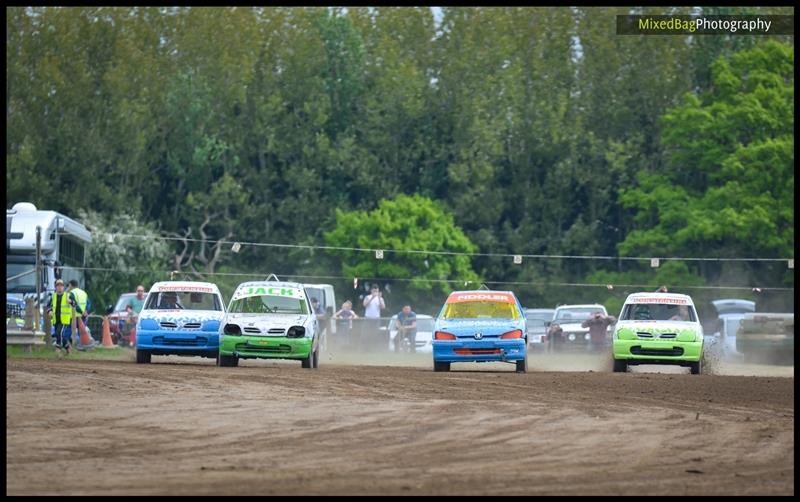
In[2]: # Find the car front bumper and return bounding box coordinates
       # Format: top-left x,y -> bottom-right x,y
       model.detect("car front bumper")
136,330 -> 219,355
613,339 -> 702,363
432,339 -> 526,362
219,335 -> 313,359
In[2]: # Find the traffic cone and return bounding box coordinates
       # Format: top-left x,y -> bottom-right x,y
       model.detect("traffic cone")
101,316 -> 115,348
78,318 -> 94,347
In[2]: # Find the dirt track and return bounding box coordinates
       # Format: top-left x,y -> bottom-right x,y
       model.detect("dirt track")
6,356 -> 794,495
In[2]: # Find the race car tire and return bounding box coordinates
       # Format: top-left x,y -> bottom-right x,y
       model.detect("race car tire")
516,356 -> 528,373
689,359 -> 702,375
613,359 -> 627,373
313,348 -> 320,368
301,350 -> 315,369
135,349 -> 151,364
433,361 -> 450,372
219,354 -> 239,367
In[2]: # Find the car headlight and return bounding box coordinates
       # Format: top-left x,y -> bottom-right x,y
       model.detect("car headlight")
287,326 -> 306,338
568,333 -> 576,341
223,323 -> 242,336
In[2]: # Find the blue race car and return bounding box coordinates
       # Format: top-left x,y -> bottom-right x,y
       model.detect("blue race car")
135,281 -> 226,364
432,290 -> 528,373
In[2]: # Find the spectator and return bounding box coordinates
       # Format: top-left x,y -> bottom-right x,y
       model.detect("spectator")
394,305 -> 417,353
310,297 -> 325,318
655,285 -> 669,293
362,285 -> 386,350
547,322 -> 564,353
334,300 -> 358,349
334,300 -> 358,326
581,311 -> 617,352
127,285 -> 147,316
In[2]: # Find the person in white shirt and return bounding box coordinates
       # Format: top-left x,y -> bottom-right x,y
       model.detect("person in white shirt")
363,285 -> 385,318
362,285 -> 386,350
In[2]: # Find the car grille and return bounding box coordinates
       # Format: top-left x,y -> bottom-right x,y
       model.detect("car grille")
630,346 -> 684,357
236,343 -> 292,353
152,336 -> 208,346
636,332 -> 677,339
243,327 -> 262,334
160,321 -> 178,329
183,322 -> 202,330
268,328 -> 286,335
454,348 -> 502,355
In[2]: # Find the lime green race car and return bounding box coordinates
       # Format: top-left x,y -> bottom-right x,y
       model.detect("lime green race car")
217,281 -> 321,368
612,293 -> 705,374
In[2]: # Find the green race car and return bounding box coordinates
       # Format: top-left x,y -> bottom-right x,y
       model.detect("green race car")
218,281 -> 321,368
612,292 -> 705,374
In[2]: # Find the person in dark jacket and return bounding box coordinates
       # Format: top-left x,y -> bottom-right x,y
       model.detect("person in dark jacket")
581,311 -> 617,352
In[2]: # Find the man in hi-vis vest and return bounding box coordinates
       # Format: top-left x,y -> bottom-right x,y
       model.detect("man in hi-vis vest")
49,279 -> 83,354
68,279 -> 96,349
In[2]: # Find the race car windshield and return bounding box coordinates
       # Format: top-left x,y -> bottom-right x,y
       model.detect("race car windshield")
442,301 -> 521,320
144,291 -> 222,311
554,308 -> 598,322
229,295 -> 309,315
621,303 -> 697,322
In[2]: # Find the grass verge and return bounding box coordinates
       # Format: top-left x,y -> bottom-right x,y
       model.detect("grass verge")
6,344 -> 133,361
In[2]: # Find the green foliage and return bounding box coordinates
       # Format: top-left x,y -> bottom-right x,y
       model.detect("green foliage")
77,209 -> 172,310
324,195 -> 480,298
621,41 -> 793,261
5,8 -> 794,311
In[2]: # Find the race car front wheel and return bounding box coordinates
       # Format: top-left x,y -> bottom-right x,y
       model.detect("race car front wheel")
135,349 -> 151,364
613,359 -> 627,373
689,359 -> 702,375
433,361 -> 450,372
516,357 -> 528,373
302,349 -> 318,369
218,354 -> 239,367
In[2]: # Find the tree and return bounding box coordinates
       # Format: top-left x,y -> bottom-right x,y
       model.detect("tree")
619,41 -> 793,260
78,209 -> 172,311
324,195 -> 480,303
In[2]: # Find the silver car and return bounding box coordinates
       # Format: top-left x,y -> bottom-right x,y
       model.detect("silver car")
388,314 -> 435,353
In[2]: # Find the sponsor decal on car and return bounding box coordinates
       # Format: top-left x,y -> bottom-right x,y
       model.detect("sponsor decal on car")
155,284 -> 215,293
232,286 -> 304,301
628,296 -> 688,304
447,293 -> 515,304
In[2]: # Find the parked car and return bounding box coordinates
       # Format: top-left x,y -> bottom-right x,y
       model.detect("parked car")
388,313 -> 435,353
303,283 -> 337,351
135,282 -> 226,364
432,290 -> 527,373
106,292 -> 138,346
736,313 -> 794,365
703,299 -> 755,359
548,304 -> 610,351
612,292 -> 705,374
6,294 -> 26,328
524,308 -> 555,351
218,281 -> 321,368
